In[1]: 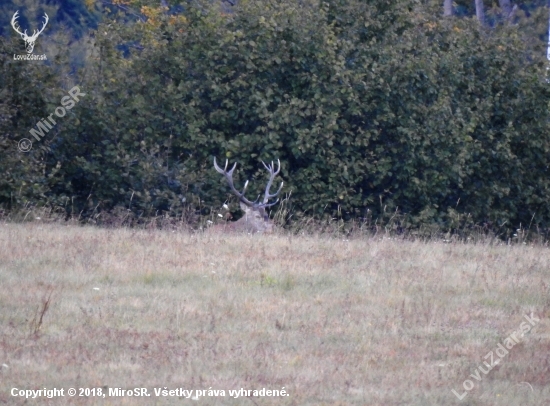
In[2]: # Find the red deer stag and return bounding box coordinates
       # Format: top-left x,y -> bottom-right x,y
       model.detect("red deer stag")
212,158 -> 283,233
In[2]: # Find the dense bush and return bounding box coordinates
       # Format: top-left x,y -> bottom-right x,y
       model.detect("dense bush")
0,34 -> 63,212
2,0 -> 550,236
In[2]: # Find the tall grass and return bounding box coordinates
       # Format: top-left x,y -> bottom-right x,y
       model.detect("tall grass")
0,221 -> 548,405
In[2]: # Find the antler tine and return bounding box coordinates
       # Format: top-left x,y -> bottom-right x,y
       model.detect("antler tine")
261,158 -> 281,176
262,198 -> 280,208
260,159 -> 283,205
213,157 -> 255,206
213,157 -> 236,175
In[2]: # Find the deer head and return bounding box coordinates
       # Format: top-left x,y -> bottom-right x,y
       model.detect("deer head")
11,11 -> 49,54
213,158 -> 283,234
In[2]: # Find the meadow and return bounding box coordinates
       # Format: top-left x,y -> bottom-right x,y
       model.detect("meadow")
0,222 -> 549,405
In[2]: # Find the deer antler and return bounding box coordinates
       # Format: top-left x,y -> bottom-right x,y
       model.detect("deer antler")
33,13 -> 49,38
214,158 -> 283,208
260,159 -> 284,207
214,158 -> 256,207
11,11 -> 25,37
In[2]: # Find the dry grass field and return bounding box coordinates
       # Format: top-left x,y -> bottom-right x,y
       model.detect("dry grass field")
1,222 -> 549,405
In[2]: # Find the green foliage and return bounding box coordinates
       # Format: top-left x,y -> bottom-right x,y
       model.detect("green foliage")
2,0 -> 550,236
0,34 -> 61,211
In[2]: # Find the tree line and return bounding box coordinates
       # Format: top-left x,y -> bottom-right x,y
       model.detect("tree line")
1,0 -> 550,237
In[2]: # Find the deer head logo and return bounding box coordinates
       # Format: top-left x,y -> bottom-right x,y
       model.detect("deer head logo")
11,11 -> 49,54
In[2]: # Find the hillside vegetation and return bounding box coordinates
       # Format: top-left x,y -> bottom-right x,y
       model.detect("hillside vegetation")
2,0 -> 550,236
